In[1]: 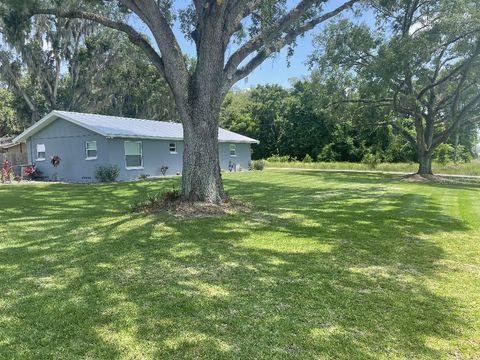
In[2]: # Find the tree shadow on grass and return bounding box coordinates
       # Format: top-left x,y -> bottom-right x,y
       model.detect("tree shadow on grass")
0,174 -> 475,359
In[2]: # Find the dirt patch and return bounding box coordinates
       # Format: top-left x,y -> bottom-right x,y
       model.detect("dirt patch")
400,173 -> 480,185
400,174 -> 442,183
134,197 -> 251,219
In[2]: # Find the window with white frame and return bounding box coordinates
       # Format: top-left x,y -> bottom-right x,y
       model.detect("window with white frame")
230,144 -> 237,157
36,144 -> 46,160
124,141 -> 143,168
85,141 -> 97,159
169,142 -> 177,154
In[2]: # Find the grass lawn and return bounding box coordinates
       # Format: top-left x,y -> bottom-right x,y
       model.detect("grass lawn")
265,160 -> 480,176
0,171 -> 479,359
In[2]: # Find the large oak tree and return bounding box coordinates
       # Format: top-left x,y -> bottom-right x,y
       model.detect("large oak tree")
1,0 -> 359,202
310,0 -> 480,175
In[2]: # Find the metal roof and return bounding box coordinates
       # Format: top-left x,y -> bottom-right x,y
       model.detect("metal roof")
14,111 -> 259,144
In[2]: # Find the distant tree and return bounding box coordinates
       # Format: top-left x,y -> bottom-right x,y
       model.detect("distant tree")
248,85 -> 290,159
0,12 -> 98,123
0,87 -> 19,135
220,89 -> 257,140
63,31 -> 178,121
310,0 -> 480,175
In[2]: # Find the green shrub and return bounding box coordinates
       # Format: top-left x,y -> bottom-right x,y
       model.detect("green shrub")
95,165 -> 120,182
138,174 -> 149,180
302,154 -> 313,163
318,144 -> 339,162
433,143 -> 454,165
131,187 -> 180,213
456,145 -> 473,163
266,154 -> 290,162
361,152 -> 382,169
250,160 -> 265,171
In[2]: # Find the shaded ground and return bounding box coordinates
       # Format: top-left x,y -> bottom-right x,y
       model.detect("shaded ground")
0,171 -> 479,359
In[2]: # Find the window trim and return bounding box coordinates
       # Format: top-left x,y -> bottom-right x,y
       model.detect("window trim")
169,142 -> 177,154
36,143 -> 46,161
85,140 -> 98,160
124,140 -> 144,170
229,144 -> 237,157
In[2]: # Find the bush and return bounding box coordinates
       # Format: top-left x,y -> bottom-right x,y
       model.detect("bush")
266,154 -> 290,162
250,160 -> 265,171
95,165 -> 120,182
318,144 -> 339,162
1,160 -> 13,183
138,174 -> 149,180
455,145 -> 473,163
433,143 -> 454,165
302,154 -> 313,163
131,187 -> 181,213
361,152 -> 382,169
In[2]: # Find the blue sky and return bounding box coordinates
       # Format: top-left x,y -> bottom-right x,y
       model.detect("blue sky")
132,1 -> 374,89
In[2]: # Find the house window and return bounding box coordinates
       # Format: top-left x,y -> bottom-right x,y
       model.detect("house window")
169,142 -> 177,154
36,144 -> 46,161
85,141 -> 97,160
230,144 -> 237,157
124,141 -> 143,169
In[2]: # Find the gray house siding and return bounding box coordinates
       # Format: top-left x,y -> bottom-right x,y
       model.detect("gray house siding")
219,142 -> 251,171
107,138 -> 185,180
26,117 -> 253,182
27,118 -> 108,182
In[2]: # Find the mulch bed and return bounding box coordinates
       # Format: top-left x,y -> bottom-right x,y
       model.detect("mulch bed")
134,198 -> 251,219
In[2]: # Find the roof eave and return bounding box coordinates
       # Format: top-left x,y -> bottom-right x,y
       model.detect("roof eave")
107,134 -> 259,144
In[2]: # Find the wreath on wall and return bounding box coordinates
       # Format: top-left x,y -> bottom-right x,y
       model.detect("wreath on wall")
50,155 -> 61,167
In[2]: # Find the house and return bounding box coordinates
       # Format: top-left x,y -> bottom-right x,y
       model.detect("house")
13,111 -> 258,182
1,136 -> 28,166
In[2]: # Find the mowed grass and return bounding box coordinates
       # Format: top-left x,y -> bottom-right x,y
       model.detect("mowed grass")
0,171 -> 479,359
265,160 -> 480,176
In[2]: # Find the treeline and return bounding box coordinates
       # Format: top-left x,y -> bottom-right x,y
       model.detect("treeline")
220,79 -> 477,164
1,11 -> 478,167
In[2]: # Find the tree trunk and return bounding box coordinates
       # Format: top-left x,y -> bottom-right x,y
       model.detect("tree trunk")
417,151 -> 433,175
31,109 -> 40,125
179,9 -> 228,204
181,109 -> 226,203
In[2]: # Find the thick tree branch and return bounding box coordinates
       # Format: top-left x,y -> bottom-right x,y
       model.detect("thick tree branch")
0,52 -> 38,115
416,40 -> 480,100
224,0 -> 262,37
119,0 -> 189,107
224,0 -> 359,89
391,122 -> 417,148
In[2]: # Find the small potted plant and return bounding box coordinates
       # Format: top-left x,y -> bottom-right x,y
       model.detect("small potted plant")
51,155 -> 61,167
50,155 -> 61,181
